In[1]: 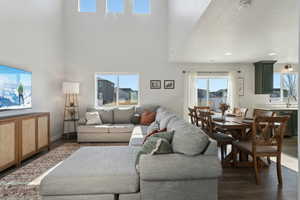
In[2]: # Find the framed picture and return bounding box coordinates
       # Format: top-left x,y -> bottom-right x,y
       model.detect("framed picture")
150,80 -> 161,89
238,78 -> 244,96
164,80 -> 175,89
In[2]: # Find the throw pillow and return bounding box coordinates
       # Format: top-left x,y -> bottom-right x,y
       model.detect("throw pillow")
151,131 -> 175,144
143,128 -> 167,144
136,136 -> 173,170
85,112 -> 102,125
140,111 -> 156,125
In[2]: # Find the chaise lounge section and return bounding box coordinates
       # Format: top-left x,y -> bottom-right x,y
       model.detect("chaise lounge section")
41,106 -> 222,200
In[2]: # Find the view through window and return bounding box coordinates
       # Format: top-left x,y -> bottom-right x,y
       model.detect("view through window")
197,77 -> 228,111
270,72 -> 298,103
96,73 -> 139,107
79,0 -> 97,12
133,0 -> 151,14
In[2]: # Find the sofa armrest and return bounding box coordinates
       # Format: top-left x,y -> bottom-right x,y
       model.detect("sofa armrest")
203,139 -> 218,156
140,153 -> 222,181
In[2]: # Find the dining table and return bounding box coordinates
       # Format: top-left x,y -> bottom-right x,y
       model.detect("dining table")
211,113 -> 269,168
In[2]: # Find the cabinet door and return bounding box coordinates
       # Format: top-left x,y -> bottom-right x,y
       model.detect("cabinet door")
0,121 -> 17,171
21,118 -> 36,159
262,64 -> 273,93
37,116 -> 49,150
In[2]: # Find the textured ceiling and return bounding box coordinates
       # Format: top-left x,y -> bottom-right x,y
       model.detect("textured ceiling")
169,0 -> 299,63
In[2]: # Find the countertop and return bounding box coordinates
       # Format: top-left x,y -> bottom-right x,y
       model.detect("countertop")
254,107 -> 298,111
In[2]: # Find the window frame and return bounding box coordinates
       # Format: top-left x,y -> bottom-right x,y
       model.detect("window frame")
132,0 -> 151,15
78,0 -> 97,13
94,72 -> 140,108
270,72 -> 298,104
196,76 -> 229,110
106,0 -> 125,14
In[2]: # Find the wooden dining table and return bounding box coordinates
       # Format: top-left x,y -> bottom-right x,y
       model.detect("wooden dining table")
211,113 -> 269,168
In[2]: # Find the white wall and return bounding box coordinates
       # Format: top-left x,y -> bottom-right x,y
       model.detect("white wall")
64,0 -> 183,116
0,0 -> 65,141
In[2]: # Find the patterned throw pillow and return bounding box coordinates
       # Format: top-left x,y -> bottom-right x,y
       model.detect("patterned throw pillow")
151,131 -> 175,144
143,128 -> 167,144
136,136 -> 173,171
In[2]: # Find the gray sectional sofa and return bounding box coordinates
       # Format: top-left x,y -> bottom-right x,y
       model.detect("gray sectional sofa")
40,106 -> 222,200
77,106 -> 158,143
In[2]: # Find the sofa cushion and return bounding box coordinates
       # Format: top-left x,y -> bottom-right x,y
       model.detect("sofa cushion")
109,124 -> 134,133
172,122 -> 209,156
155,107 -> 169,122
135,105 -> 159,114
98,109 -> 114,124
129,125 -> 149,146
77,125 -> 111,133
159,112 -> 177,129
40,147 -> 140,196
114,107 -> 134,124
147,121 -> 160,135
87,108 -> 114,124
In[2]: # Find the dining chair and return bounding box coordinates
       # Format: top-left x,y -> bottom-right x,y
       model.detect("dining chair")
253,109 -> 275,118
232,116 -> 289,185
198,110 -> 233,162
233,107 -> 248,118
188,107 -> 197,126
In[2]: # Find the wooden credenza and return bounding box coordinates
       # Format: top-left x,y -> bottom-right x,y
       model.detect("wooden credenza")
0,113 -> 50,172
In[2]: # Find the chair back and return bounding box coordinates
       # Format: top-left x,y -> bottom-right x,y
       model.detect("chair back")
197,110 -> 213,136
188,107 -> 197,125
194,106 -> 210,111
233,107 -> 248,118
253,109 -> 275,118
252,116 -> 289,153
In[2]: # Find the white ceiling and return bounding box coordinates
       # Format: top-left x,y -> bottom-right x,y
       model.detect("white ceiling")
169,0 -> 299,63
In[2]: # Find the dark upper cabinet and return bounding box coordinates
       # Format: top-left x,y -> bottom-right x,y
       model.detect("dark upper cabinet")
254,61 -> 277,94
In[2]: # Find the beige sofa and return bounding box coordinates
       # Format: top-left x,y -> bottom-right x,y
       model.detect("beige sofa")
77,105 -> 159,143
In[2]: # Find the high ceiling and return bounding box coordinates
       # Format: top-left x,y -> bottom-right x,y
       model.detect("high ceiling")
169,0 -> 299,63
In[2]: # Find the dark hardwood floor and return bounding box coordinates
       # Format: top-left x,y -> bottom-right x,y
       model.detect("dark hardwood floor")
0,139 -> 298,200
219,164 -> 297,200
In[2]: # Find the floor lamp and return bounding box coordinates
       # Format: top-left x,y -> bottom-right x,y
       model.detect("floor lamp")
62,82 -> 80,140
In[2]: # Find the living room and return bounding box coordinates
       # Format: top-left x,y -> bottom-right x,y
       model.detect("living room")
0,0 -> 299,199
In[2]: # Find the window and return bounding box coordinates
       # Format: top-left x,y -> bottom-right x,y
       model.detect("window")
107,0 -> 124,13
133,0 -> 150,14
78,0 -> 96,12
197,77 -> 229,112
96,73 -> 139,107
270,72 -> 298,103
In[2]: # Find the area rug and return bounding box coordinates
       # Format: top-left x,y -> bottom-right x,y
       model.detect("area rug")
0,143 -> 81,200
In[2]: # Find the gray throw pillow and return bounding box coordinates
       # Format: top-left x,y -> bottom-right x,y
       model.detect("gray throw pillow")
114,107 -> 134,124
172,123 -> 209,156
136,137 -> 173,170
98,109 -> 114,124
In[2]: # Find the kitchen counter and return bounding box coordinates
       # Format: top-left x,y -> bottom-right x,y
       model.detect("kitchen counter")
254,107 -> 298,111
254,107 -> 298,136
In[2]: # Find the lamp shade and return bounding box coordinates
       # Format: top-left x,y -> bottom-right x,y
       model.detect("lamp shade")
63,82 -> 80,94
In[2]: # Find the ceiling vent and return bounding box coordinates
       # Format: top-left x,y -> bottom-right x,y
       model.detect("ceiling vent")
239,0 -> 252,8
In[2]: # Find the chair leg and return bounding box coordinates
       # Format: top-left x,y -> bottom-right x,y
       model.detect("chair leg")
277,155 -> 283,185
267,156 -> 271,165
253,156 -> 260,184
220,145 -> 225,161
232,145 -> 237,168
